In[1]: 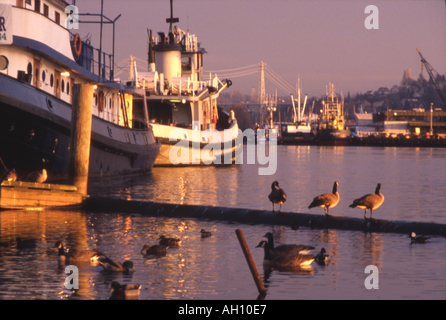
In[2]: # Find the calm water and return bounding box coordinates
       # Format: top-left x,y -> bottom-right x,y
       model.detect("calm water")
0,146 -> 445,300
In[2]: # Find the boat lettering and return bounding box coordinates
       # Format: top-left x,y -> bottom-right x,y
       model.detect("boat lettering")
0,16 -> 6,31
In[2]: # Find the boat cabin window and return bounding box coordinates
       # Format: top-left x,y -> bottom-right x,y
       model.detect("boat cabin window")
148,100 -> 191,128
43,4 -> 49,17
55,11 -> 60,25
0,56 -> 9,70
35,0 -> 40,13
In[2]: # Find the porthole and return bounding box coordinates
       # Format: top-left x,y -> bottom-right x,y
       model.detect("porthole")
27,62 -> 32,74
50,74 -> 54,87
42,70 -> 46,82
61,79 -> 65,93
109,98 -> 112,109
0,55 -> 9,70
67,82 -> 70,95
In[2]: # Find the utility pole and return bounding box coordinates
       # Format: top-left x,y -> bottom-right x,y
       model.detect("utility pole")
259,61 -> 265,106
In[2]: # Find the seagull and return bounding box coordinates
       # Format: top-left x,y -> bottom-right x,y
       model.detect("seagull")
349,183 -> 384,219
268,181 -> 287,212
308,181 -> 340,215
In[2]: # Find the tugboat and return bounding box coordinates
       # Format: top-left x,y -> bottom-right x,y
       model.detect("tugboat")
131,0 -> 241,166
279,93 -> 315,145
0,1 -> 160,181
315,83 -> 351,146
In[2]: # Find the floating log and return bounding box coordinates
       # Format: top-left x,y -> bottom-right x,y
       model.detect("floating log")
0,181 -> 83,210
84,197 -> 446,237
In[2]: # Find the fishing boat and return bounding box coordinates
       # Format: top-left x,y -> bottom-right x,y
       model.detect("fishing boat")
279,93 -> 315,145
130,0 -> 241,166
315,83 -> 351,146
0,1 -> 160,181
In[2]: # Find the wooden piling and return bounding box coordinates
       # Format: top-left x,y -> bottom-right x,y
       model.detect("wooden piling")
69,84 -> 94,195
235,228 -> 266,297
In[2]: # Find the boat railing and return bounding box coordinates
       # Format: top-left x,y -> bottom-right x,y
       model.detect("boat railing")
71,34 -> 115,83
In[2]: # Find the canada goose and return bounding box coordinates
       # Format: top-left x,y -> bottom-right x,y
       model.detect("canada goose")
308,181 -> 340,215
16,237 -> 36,249
200,229 -> 212,238
268,181 -> 287,212
256,241 -> 314,268
158,235 -> 181,246
314,248 -> 330,266
54,241 -> 102,264
1,169 -> 17,182
109,281 -> 141,299
98,256 -> 135,273
349,183 -> 384,219
410,232 -> 428,244
24,169 -> 47,183
141,244 -> 167,256
263,232 -> 315,256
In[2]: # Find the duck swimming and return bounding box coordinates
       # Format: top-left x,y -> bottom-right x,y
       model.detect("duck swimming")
314,248 -> 330,266
158,235 -> 181,246
54,241 -> 102,264
98,256 -> 135,273
109,281 -> 141,300
200,229 -> 212,238
256,240 -> 314,269
263,232 -> 315,257
141,244 -> 167,256
410,232 -> 428,244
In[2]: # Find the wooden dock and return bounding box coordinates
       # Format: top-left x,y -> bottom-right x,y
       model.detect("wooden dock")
0,181 -> 83,210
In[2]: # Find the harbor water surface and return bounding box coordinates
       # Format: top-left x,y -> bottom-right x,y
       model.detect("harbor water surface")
0,145 -> 445,300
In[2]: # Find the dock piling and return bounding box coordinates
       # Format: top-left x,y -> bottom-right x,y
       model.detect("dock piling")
235,228 -> 266,297
69,84 -> 94,195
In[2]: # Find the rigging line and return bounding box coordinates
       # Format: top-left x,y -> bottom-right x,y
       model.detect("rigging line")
265,72 -> 294,94
265,64 -> 294,88
204,68 -> 259,78
265,66 -> 295,93
206,63 -> 260,73
265,73 -> 293,95
203,70 -> 258,79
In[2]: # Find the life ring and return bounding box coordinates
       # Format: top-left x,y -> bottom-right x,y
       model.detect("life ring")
72,33 -> 82,60
98,90 -> 105,112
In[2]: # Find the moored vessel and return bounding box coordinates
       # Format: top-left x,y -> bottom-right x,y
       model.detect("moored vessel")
315,83 -> 351,146
0,0 -> 160,181
130,0 -> 241,166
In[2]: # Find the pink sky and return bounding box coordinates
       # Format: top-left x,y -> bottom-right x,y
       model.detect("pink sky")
75,0 -> 446,98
